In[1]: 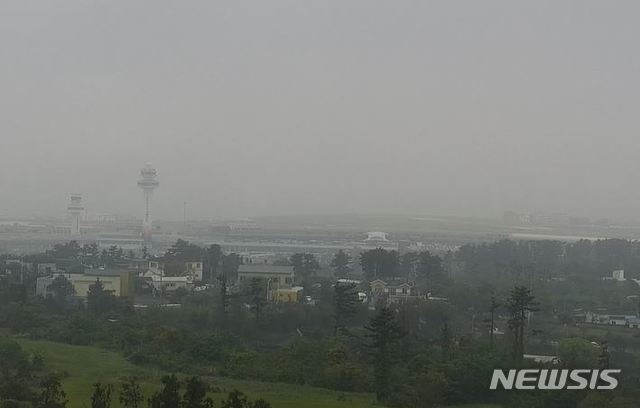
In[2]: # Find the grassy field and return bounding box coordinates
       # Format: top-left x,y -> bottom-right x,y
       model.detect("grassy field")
17,339 -> 377,408
16,339 -> 500,408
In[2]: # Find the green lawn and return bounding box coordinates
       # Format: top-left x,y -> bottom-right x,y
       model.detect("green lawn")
17,339 -> 375,408
16,339 -> 499,408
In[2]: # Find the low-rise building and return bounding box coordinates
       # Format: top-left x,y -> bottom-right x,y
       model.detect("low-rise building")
602,269 -> 626,282
148,259 -> 203,282
36,269 -> 136,298
149,275 -> 192,294
237,264 -> 295,288
370,279 -> 424,304
585,311 -> 639,327
271,286 -> 304,303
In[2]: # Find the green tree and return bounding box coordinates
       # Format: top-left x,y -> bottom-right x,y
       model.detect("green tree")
148,375 -> 181,408
330,250 -> 351,278
360,249 -> 398,280
165,240 -> 203,260
290,253 -> 320,280
417,251 -> 443,280
182,377 -> 213,408
119,377 -> 144,408
489,296 -> 500,349
220,390 -> 249,408
90,383 -> 113,408
333,282 -> 359,335
506,286 -> 538,362
440,321 -> 452,361
598,341 -> 610,369
47,275 -> 75,308
217,274 -> 230,317
249,278 -> 266,324
0,339 -> 38,402
558,338 -> 599,368
365,306 -> 402,403
87,278 -> 116,315
204,245 -> 223,283
251,400 -> 271,408
222,254 -> 242,282
36,377 -> 67,408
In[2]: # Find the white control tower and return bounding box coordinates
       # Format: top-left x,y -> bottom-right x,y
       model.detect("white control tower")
137,163 -> 159,241
68,193 -> 84,237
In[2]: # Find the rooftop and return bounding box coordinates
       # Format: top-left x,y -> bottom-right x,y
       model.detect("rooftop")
238,264 -> 294,275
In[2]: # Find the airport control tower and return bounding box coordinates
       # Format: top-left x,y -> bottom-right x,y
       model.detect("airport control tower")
68,193 -> 84,237
137,163 -> 159,241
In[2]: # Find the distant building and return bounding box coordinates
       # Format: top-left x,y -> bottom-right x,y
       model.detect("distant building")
184,261 -> 204,281
237,264 -> 295,288
585,311 -> 638,327
36,269 -> 136,298
37,263 -> 57,276
627,317 -> 640,329
271,286 -> 304,303
148,275 -> 192,294
602,269 -> 626,282
613,270 -> 625,281
608,315 -> 628,326
369,279 -> 424,304
523,354 -> 560,365
365,232 -> 389,242
147,260 -> 203,282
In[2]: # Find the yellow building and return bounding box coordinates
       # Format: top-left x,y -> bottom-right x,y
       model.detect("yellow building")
50,269 -> 136,298
270,286 -> 304,303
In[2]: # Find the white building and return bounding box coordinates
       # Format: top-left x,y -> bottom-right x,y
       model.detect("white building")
365,232 -> 389,242
613,270 -> 625,281
603,269 -> 626,281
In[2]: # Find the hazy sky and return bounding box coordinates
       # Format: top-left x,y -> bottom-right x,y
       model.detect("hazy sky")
2,1 -> 639,221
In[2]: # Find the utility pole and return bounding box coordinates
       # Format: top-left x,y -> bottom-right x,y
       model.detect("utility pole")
490,296 -> 500,349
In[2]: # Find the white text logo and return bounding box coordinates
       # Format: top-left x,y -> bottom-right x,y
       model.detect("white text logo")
489,369 -> 620,390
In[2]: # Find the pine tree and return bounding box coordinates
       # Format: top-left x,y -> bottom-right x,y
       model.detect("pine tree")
507,286 -> 538,362
364,306 -> 402,402
333,282 -> 359,335
330,250 -> 351,278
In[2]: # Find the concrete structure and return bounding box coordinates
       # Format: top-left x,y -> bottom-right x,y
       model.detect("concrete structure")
237,264 -> 295,288
67,194 -> 84,237
36,269 -> 135,298
137,163 -> 159,242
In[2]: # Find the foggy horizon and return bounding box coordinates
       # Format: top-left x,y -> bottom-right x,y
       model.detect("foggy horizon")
2,1 -> 640,221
